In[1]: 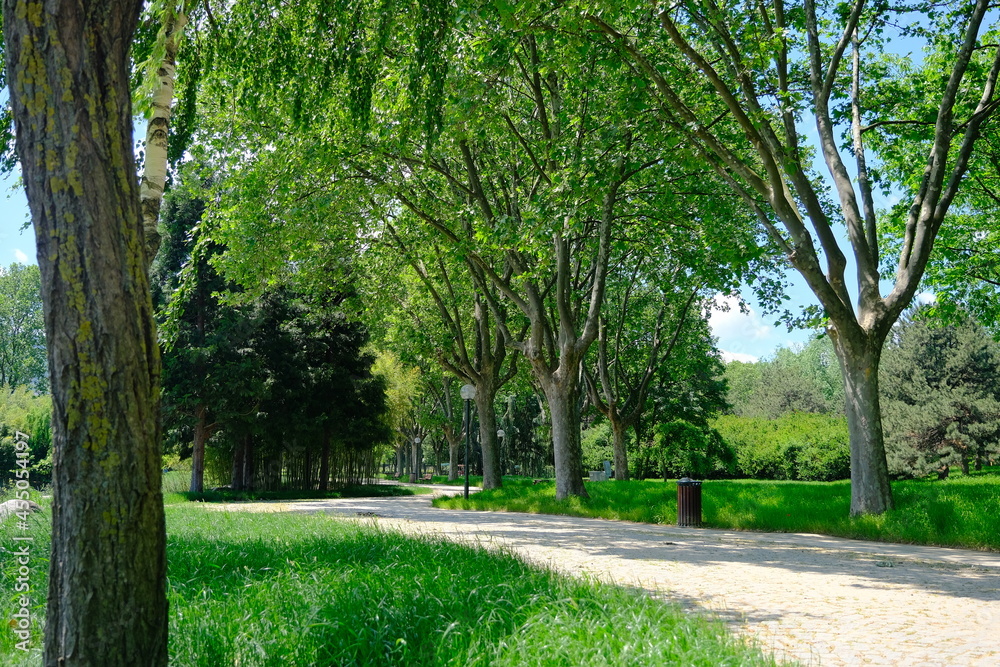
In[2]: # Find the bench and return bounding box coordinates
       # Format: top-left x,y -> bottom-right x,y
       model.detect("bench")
420,473 -> 433,482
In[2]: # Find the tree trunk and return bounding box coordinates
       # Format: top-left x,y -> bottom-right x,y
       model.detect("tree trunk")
2,0 -> 168,663
318,428 -> 331,492
189,404 -> 209,493
140,2 -> 188,261
610,418 -> 630,481
446,428 -> 460,481
832,332 -> 894,516
475,384 -> 503,489
543,377 -> 588,499
409,438 -> 419,483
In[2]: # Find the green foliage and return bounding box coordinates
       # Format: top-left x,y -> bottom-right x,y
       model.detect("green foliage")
580,422 -> 613,472
711,413 -> 851,482
881,308 -> 1000,478
655,421 -> 734,480
723,336 -> 844,419
0,263 -> 46,392
437,471 -> 1000,551
0,386 -> 52,484
155,176 -> 391,490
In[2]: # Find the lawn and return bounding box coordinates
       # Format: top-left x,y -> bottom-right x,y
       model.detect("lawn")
0,491 -> 780,666
434,472 -> 1000,551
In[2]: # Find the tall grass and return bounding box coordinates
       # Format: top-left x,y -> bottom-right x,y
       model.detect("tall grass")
435,473 -> 1000,551
1,494 -> 780,666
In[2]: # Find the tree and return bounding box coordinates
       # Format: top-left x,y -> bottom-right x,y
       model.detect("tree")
590,0 -> 1000,514
725,337 -> 844,419
2,0 -> 167,663
374,221 -> 519,489
584,279 -> 709,480
0,263 -> 46,391
881,308 -> 1000,478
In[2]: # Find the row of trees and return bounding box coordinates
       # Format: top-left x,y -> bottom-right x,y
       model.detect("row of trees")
166,0 -> 1000,517
3,0 -> 999,663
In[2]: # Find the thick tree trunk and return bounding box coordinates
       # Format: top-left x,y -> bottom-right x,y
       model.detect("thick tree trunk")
610,418 -> 630,481
475,385 -> 502,489
446,429 -> 460,481
543,377 -> 588,499
2,0 -> 168,663
189,404 -> 209,493
832,332 -> 894,516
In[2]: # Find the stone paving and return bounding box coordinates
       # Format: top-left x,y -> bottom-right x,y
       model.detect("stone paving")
214,488 -> 1000,666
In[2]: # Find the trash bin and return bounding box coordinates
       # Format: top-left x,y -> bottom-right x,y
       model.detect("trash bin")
677,477 -> 702,527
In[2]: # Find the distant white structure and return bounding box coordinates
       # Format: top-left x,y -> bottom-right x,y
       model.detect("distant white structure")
0,499 -> 42,521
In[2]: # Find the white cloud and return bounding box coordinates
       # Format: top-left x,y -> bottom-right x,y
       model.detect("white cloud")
13,248 -> 28,263
708,294 -> 773,340
720,350 -> 758,363
915,291 -> 936,305
708,294 -> 794,361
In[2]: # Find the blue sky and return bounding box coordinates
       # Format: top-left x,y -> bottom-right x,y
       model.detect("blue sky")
0,171 -> 32,266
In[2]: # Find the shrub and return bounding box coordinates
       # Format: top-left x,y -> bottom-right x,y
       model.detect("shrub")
712,412 -> 850,481
581,422 -> 614,472
632,420 -> 735,480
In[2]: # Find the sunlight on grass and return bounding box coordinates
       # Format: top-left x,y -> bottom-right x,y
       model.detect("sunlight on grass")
434,473 -> 1000,551
0,491 -> 780,666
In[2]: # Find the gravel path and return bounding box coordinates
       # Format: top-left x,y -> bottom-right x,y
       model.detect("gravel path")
212,488 -> 1000,666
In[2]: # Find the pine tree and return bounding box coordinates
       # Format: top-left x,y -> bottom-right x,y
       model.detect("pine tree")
881,308 -> 1000,478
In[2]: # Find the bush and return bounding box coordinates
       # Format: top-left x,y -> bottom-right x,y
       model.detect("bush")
711,413 -> 850,481
632,420 -> 734,480
580,422 -> 614,472
0,386 -> 52,485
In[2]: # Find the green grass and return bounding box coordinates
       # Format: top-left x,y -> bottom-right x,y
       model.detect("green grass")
0,495 -> 780,666
434,472 -> 1000,551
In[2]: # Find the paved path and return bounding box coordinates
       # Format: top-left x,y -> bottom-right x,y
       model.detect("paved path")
214,489 -> 1000,666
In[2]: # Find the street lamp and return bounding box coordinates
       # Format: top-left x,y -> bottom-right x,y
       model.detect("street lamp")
460,383 -> 477,499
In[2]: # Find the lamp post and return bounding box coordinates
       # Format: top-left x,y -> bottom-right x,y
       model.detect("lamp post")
410,436 -> 421,483
460,383 -> 477,499
496,428 -> 505,477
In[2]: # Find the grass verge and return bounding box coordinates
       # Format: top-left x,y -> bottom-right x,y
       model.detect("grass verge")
434,473 -> 1000,551
0,498 -> 780,666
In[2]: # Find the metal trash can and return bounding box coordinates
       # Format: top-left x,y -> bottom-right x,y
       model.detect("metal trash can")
677,477 -> 702,527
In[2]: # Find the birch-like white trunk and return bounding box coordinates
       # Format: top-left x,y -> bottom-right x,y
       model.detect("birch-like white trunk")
140,3 -> 188,265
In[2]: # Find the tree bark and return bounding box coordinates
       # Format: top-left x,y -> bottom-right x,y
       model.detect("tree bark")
140,1 -> 188,261
831,329 -> 893,516
474,384 -> 501,488
445,426 -> 460,481
609,417 -> 630,481
542,374 -> 588,498
2,0 -> 168,663
189,403 -> 209,493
